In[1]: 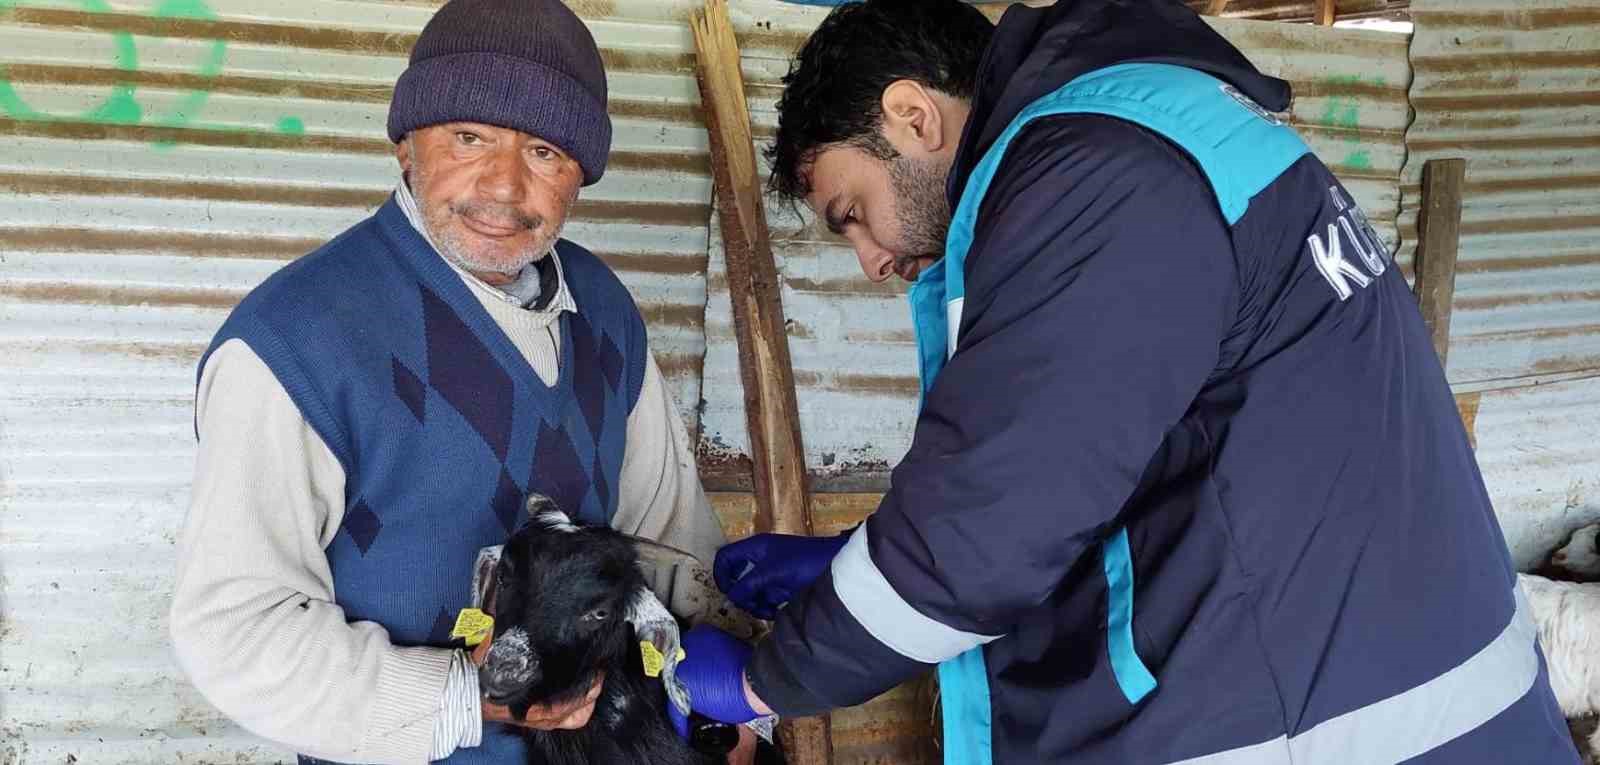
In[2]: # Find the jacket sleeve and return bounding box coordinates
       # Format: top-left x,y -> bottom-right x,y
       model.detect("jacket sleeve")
748,115 -> 1240,714
171,338 -> 456,764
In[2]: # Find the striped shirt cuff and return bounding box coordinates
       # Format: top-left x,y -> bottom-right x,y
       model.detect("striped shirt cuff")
428,650 -> 482,761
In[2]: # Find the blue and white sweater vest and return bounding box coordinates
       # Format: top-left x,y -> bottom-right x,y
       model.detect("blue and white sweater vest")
199,198 -> 647,763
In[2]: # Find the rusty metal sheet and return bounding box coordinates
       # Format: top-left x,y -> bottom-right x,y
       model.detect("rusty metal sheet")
699,5 -> 1413,484
0,0 -> 715,760
1459,375 -> 1600,571
1184,0 -> 1411,23
1399,0 -> 1600,387
1397,0 -> 1600,584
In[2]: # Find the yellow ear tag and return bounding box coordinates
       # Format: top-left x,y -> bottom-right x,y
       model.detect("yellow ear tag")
451,608 -> 495,647
640,642 -> 689,678
641,641 -> 666,678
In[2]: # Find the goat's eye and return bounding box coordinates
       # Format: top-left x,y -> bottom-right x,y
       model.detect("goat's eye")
582,608 -> 609,623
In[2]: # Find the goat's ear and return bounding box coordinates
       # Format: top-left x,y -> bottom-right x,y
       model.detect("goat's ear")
524,493 -> 577,533
472,544 -> 504,611
624,581 -> 673,629
626,582 -> 693,717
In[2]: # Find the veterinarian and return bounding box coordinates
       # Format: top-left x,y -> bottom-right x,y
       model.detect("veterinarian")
672,1 -> 1581,762
169,1 -> 754,762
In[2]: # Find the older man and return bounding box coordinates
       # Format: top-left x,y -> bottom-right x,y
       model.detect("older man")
170,1 -> 744,762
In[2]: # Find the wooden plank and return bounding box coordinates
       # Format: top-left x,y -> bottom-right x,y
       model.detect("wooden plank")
689,0 -> 812,541
1455,392 -> 1481,450
1206,0 -> 1232,15
1316,0 -> 1337,25
689,1 -> 833,762
1414,158 -> 1468,369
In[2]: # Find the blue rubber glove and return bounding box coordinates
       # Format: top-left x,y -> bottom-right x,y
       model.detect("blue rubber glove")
713,531 -> 851,620
670,625 -> 759,728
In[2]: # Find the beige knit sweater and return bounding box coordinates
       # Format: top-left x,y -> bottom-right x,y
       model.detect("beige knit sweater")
170,189 -> 726,763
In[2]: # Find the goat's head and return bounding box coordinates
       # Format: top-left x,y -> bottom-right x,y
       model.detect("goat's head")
1549,522 -> 1600,582
479,494 -> 648,714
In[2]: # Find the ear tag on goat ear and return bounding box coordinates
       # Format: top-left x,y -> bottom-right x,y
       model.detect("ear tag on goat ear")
452,608 -> 495,647
640,641 -> 687,678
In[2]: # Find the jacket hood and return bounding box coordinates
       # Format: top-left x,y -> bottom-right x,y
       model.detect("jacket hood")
947,0 -> 1293,204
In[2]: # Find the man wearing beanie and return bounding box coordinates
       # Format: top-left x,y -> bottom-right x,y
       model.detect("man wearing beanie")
169,1 -> 747,762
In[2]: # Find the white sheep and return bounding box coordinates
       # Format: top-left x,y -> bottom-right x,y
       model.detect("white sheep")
1521,522 -> 1600,761
1521,574 -> 1600,747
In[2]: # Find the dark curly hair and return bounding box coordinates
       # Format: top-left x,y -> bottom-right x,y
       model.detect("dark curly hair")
764,0 -> 994,202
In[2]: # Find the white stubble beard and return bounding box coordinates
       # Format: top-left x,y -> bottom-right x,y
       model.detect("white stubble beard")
407,143 -> 567,278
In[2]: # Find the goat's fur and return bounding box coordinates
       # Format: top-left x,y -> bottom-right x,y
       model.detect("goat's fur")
1521,572 -> 1600,755
481,496 -> 718,765
1524,522 -> 1600,762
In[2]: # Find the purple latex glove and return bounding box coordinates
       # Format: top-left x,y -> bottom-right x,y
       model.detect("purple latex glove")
713,532 -> 851,620
671,625 -> 759,727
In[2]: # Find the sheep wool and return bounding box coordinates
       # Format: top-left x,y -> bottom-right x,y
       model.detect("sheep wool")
1521,572 -> 1600,757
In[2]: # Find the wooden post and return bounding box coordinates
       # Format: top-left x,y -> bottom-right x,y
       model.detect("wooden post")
1316,0 -> 1337,25
690,1 -> 833,762
1205,0 -> 1231,15
1413,158 -> 1467,369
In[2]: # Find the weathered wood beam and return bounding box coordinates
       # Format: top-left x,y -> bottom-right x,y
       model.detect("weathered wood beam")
1413,158 -> 1468,370
690,1 -> 833,762
1316,0 -> 1338,25
1206,0 -> 1232,15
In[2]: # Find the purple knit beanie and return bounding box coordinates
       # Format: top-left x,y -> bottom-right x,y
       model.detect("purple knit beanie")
388,0 -> 612,186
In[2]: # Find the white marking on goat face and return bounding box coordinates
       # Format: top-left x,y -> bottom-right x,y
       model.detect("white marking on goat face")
533,508 -> 577,533
524,489 -> 576,531
525,494 -> 578,533
598,688 -> 630,728
484,626 -> 537,687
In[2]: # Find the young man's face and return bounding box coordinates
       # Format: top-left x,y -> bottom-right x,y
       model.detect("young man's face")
802,143 -> 952,284
398,122 -> 583,284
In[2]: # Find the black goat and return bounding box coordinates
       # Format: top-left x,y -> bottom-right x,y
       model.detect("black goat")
478,496 -> 722,765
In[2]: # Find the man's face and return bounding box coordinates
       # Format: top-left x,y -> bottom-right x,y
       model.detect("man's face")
803,143 -> 952,284
398,122 -> 584,283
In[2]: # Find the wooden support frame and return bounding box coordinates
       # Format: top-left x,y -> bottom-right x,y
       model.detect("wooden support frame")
1206,0 -> 1231,15
690,1 -> 833,762
1316,0 -> 1337,25
1413,158 -> 1468,369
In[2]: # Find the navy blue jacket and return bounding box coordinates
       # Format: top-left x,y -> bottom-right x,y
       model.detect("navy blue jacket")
746,2 -> 1577,763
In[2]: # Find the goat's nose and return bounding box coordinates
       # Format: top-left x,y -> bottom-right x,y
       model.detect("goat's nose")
479,641 -> 540,703
480,663 -> 541,704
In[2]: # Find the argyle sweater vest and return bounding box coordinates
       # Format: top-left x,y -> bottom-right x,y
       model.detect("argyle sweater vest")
199,198 -> 647,762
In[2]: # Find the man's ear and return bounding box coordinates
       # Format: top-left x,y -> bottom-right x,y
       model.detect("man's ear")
395,136 -> 412,173
879,79 -> 947,157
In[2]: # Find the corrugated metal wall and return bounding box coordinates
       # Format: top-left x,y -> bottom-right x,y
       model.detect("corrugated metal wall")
699,9 -> 1413,483
0,0 -> 715,760
1401,0 -> 1600,385
1400,0 -> 1600,568
1186,0 -> 1411,23
4,0 -> 1595,760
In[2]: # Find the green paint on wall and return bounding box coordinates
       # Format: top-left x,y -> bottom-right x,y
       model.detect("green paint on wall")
0,0 -> 307,149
